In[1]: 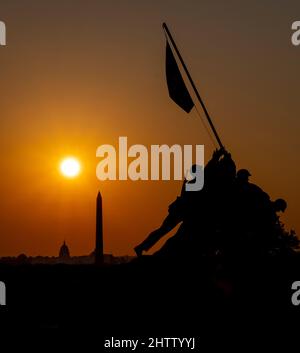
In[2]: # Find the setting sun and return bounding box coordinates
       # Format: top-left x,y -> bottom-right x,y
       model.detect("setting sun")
60,157 -> 81,178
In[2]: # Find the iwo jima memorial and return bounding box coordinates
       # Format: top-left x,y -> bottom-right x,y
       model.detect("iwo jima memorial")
1,23 -> 299,342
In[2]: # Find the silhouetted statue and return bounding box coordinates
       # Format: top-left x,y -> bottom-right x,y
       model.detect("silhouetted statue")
134,166 -> 200,257
234,169 -> 270,226
134,148 -> 235,257
134,149 -> 296,262
134,194 -> 184,256
272,198 -> 287,213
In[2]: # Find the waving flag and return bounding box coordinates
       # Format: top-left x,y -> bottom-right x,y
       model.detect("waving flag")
165,41 -> 194,113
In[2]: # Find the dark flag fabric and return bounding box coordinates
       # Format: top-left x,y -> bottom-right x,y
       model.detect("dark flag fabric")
165,41 -> 194,113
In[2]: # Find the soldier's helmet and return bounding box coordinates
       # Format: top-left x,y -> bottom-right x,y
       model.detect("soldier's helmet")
236,169 -> 251,181
273,198 -> 287,212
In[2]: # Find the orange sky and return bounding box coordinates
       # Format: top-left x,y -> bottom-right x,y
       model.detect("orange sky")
0,0 -> 299,256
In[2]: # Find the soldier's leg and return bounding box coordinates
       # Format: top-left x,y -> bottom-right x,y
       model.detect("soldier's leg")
135,214 -> 181,255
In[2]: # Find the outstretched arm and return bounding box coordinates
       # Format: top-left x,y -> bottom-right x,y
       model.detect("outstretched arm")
134,213 -> 182,256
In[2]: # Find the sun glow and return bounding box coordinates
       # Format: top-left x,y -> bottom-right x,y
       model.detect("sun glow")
60,157 -> 81,178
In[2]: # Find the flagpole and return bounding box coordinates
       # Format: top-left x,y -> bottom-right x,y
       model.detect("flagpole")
162,22 -> 224,150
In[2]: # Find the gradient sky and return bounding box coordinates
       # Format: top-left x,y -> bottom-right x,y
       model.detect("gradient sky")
0,0 -> 299,256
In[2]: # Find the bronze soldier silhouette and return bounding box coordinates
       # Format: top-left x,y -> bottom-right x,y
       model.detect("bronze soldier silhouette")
134,149 -> 289,259
229,168 -> 288,254
140,23 -> 297,262
134,148 -> 235,257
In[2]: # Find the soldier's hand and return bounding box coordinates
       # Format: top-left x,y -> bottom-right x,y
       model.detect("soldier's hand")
219,146 -> 227,155
212,149 -> 219,159
213,148 -> 225,159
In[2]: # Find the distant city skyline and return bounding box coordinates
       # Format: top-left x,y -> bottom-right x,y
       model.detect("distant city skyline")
0,239 -> 134,265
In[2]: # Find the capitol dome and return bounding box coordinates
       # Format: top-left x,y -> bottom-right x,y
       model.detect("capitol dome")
59,241 -> 70,258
